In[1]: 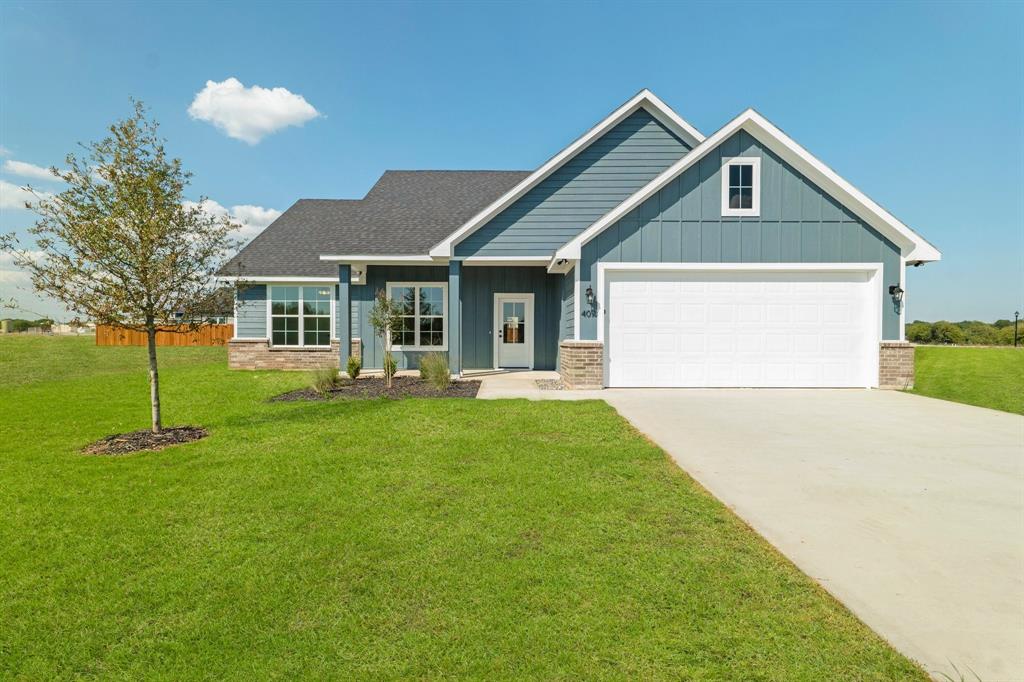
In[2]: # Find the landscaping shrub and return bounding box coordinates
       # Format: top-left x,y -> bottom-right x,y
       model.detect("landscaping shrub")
419,352 -> 451,391
383,351 -> 397,384
347,355 -> 361,379
312,366 -> 341,396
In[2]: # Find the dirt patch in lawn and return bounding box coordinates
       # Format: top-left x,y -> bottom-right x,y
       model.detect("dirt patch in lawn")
270,375 -> 481,402
82,426 -> 208,455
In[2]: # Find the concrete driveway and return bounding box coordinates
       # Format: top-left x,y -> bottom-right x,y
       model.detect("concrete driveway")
477,374 -> 1024,679
598,389 -> 1024,681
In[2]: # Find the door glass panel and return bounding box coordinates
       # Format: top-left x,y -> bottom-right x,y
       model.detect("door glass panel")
502,301 -> 525,344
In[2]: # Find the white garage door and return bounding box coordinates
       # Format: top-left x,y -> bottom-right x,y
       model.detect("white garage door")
605,268 -> 879,388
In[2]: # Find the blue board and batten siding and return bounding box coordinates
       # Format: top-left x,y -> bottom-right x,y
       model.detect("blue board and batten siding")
454,109 -> 690,257
578,130 -> 902,340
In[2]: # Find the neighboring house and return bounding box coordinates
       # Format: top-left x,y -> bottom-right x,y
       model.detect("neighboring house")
220,89 -> 940,389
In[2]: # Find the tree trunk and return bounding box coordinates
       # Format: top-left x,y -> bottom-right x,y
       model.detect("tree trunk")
146,320 -> 162,433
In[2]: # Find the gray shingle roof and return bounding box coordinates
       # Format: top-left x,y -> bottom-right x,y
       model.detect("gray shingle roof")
219,170 -> 530,278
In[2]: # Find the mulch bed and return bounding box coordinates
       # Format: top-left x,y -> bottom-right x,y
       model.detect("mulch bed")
81,426 -> 208,455
270,375 -> 481,402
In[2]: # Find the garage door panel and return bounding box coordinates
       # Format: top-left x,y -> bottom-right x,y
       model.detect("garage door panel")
606,269 -> 877,388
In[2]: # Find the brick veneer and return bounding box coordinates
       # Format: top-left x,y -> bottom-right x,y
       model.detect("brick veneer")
559,340 -> 604,390
228,339 -> 361,371
878,341 -> 914,389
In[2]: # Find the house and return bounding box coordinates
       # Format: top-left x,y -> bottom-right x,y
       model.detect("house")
220,89 -> 940,389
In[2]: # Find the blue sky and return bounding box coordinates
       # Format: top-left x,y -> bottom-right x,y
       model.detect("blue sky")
1,0 -> 1021,322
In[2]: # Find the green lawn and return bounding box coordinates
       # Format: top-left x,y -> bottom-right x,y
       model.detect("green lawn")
0,336 -> 924,680
909,345 -> 1024,415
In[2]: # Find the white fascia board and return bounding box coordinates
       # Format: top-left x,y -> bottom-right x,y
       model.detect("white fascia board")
219,275 -> 338,283
319,254 -> 440,264
546,256 -> 575,274
462,256 -> 550,266
428,89 -> 705,258
557,109 -> 941,263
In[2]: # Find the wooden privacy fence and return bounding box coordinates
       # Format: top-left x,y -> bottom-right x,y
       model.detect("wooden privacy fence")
95,324 -> 234,347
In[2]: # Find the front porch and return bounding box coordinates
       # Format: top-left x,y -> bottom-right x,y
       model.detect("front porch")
336,262 -> 573,376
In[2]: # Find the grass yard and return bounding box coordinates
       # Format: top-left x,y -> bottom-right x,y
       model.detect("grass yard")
0,335 -> 925,680
909,345 -> 1024,415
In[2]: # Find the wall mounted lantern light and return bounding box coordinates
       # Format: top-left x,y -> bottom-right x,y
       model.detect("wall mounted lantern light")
585,285 -> 595,306
888,284 -> 904,312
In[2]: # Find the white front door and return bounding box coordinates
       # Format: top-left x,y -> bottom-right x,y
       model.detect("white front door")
494,294 -> 534,369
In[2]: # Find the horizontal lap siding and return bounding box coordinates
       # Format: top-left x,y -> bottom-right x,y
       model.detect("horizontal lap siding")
455,109 -> 690,257
236,285 -> 267,338
461,267 -> 562,370
579,130 -> 902,339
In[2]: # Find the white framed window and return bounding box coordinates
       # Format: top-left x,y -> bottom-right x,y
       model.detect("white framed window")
721,156 -> 761,217
268,285 -> 334,347
386,281 -> 448,350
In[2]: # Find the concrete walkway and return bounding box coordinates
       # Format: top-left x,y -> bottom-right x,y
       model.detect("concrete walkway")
476,373 -> 1024,681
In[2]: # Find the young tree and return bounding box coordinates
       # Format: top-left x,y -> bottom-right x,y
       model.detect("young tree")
0,102 -> 237,433
367,289 -> 403,388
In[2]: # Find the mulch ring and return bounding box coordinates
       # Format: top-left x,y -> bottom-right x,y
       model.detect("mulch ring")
81,426 -> 208,456
270,375 -> 481,402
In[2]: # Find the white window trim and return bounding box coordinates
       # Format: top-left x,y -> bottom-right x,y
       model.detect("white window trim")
266,284 -> 336,348
721,156 -> 761,217
385,281 -> 449,351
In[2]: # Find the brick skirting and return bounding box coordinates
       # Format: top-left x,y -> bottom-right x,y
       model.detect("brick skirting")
559,340 -> 604,390
878,341 -> 914,389
229,339 -> 361,371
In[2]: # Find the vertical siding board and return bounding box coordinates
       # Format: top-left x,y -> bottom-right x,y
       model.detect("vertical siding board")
701,222 -> 722,262
681,222 -> 701,261
721,222 -> 741,262
741,222 -> 761,262
801,223 -> 822,262
662,221 -> 682,262
820,222 -> 841,261
762,222 -> 781,262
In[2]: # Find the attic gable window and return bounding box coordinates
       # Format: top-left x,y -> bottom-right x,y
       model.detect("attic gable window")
721,157 -> 761,217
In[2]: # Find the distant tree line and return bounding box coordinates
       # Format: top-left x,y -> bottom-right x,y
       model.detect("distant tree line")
2,318 -> 55,332
906,319 -> 1019,346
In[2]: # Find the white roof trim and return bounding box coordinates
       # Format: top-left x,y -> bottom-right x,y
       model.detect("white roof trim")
428,89 -> 705,258
555,109 -> 941,263
219,275 -> 338,283
319,254 -> 438,263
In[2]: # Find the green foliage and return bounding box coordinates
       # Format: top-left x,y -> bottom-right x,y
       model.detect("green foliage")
997,324 -> 1019,346
0,102 -> 236,433
930,321 -> 965,345
962,322 -> 997,346
905,320 -> 1020,346
0,335 -> 926,680
419,352 -> 451,391
311,365 -> 341,396
346,355 -> 361,379
382,351 -> 397,383
368,289 -> 403,387
905,321 -> 933,343
3,318 -> 54,332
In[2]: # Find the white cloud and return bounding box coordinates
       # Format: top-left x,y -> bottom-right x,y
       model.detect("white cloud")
3,159 -> 62,182
0,145 -> 12,157
187,78 -> 321,144
0,250 -> 44,285
185,198 -> 282,243
0,179 -> 52,210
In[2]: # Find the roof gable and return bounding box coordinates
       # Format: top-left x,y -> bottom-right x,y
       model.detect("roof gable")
556,109 -> 940,263
453,108 -> 691,258
429,89 -> 705,257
